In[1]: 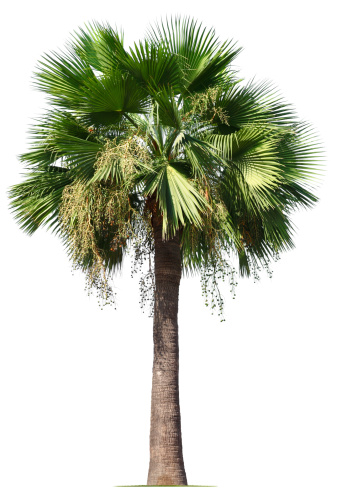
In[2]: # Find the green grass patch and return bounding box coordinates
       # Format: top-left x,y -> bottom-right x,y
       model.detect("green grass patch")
115,485 -> 216,487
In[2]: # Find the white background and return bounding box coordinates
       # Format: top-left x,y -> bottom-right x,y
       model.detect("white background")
1,1 -> 341,499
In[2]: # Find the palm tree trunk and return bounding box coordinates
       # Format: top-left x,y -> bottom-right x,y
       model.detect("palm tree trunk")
147,213 -> 187,486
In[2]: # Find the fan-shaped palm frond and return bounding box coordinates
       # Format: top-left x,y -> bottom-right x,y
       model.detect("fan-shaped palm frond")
147,17 -> 242,93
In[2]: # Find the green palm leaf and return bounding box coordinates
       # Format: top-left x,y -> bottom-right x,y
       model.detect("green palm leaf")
9,166 -> 72,234
148,17 -> 241,93
143,160 -> 208,237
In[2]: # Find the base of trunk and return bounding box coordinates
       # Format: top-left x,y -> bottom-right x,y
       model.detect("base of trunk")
147,462 -> 188,486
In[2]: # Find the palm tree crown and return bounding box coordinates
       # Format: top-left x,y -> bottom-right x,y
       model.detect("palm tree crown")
9,17 -> 321,312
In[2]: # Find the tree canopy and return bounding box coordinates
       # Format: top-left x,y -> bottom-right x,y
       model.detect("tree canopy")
9,18 -> 321,316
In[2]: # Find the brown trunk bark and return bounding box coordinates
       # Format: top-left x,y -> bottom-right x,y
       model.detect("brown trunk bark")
147,212 -> 187,486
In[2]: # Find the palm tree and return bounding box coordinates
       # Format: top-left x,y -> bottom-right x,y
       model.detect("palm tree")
9,18 -> 321,486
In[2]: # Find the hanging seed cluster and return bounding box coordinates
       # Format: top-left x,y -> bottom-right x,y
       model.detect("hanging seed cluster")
59,179 -> 133,307
200,254 -> 238,322
184,184 -> 239,320
136,247 -> 155,317
185,86 -> 230,125
58,133 -> 154,309
129,217 -> 155,317
96,135 -> 151,179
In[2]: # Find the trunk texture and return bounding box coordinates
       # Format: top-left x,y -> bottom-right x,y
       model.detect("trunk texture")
147,213 -> 187,486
